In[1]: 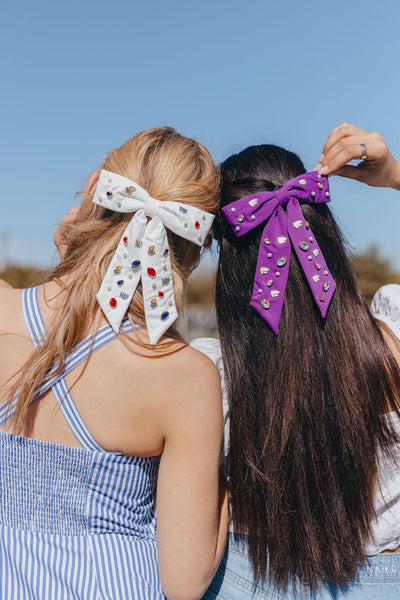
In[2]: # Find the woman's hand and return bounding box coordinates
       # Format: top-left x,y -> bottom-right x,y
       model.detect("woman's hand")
53,206 -> 80,259
316,122 -> 400,191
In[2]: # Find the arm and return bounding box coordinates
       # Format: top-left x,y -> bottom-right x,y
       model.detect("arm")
316,122 -> 400,190
156,354 -> 229,600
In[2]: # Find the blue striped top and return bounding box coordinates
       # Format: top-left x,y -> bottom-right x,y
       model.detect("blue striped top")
0,287 -> 166,599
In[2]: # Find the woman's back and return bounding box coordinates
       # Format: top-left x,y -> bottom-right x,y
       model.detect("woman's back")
0,126 -> 228,600
0,279 -> 207,455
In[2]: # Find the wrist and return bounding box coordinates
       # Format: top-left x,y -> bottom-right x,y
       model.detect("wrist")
388,159 -> 400,191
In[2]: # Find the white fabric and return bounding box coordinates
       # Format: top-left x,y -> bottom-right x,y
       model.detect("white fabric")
367,283 -> 400,554
93,170 -> 214,344
191,285 -> 400,553
189,337 -> 229,466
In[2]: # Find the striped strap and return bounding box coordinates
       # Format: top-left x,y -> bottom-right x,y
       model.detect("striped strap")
0,287 -> 135,453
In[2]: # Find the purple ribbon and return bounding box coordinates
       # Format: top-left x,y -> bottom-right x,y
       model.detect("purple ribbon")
222,172 -> 336,334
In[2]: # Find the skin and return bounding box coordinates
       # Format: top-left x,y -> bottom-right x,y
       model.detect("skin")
315,121 -> 400,190
0,172 -> 228,600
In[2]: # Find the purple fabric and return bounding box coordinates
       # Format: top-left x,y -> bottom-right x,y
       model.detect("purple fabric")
222,171 -> 336,334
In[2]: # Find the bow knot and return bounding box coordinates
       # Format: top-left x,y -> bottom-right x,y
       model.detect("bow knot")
92,170 -> 214,344
222,171 -> 336,334
144,196 -> 162,219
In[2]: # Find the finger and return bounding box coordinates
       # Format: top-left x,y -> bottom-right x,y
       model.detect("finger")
323,132 -> 388,175
331,164 -> 367,181
321,122 -> 368,158
320,142 -> 369,175
322,134 -> 380,175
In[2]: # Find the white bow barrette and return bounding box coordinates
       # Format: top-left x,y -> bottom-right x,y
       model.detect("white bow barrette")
92,169 -> 215,344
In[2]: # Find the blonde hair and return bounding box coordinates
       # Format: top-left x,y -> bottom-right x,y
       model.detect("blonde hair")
8,127 -> 220,429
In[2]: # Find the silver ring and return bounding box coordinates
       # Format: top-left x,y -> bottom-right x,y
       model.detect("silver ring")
360,143 -> 368,160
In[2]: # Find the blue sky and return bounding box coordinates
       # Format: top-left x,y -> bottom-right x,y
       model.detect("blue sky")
2,0 -> 400,271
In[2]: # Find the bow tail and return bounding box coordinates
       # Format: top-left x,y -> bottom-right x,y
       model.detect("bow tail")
250,206 -> 290,335
96,213 -> 146,333
141,217 -> 178,344
287,199 -> 336,318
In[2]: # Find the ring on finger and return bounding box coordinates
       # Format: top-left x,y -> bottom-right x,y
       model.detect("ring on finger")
360,143 -> 368,160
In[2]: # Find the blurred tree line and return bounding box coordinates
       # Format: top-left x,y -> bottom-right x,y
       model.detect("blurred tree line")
1,246 -> 400,307
185,245 -> 400,307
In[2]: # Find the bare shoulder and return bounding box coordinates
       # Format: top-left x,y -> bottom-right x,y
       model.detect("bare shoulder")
155,343 -> 223,436
163,343 -> 221,399
0,278 -> 12,290
0,282 -> 23,331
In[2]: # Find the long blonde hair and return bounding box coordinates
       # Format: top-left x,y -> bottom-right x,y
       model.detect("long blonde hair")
8,127 -> 220,429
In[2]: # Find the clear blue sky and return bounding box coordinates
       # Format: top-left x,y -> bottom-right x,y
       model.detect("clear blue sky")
2,0 -> 400,270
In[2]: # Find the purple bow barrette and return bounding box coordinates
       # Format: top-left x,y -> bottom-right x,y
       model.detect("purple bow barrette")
222,171 -> 336,334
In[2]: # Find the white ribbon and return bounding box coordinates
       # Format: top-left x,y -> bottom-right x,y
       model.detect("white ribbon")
92,170 -> 214,344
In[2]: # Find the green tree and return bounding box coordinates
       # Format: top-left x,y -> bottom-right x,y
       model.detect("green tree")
0,265 -> 48,289
351,246 -> 400,305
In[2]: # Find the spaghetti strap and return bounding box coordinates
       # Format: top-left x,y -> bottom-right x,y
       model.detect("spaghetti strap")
0,287 -> 135,453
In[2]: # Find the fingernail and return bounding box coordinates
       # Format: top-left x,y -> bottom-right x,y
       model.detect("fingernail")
313,163 -> 322,172
319,153 -> 325,163
319,166 -> 329,175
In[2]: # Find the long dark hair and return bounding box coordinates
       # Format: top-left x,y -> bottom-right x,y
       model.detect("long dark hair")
215,144 -> 400,589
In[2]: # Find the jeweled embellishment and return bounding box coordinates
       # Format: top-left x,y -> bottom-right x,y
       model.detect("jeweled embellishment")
162,277 -> 170,286
315,263 -> 321,270
151,298 -> 158,309
277,257 -> 287,268
261,299 -> 271,310
304,221 -> 310,229
109,298 -> 117,308
249,198 -> 258,206
123,237 -> 129,245
117,280 -> 124,287
238,215 -> 244,223
194,221 -> 200,229
158,291 -> 164,298
299,179 -> 307,185
163,248 -> 169,257
312,275 -> 320,283
106,191 -> 113,198
148,245 -> 155,256
320,294 -> 326,302
293,220 -> 303,229
277,236 -> 287,244
179,206 -> 188,214
299,242 -> 309,251
125,186 -> 136,195
147,267 -> 156,277
312,248 -> 319,257
264,238 -> 271,245
135,240 -> 142,248
271,290 -> 280,298
323,280 -> 330,292
267,279 -> 273,287
114,266 -> 122,275
119,292 -> 129,300
161,311 -> 169,321
260,267 -> 270,274
317,183 -> 324,190
131,260 -> 140,269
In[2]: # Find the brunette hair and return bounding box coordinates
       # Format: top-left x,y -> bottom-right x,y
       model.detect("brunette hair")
8,126 -> 220,429
215,144 -> 400,589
